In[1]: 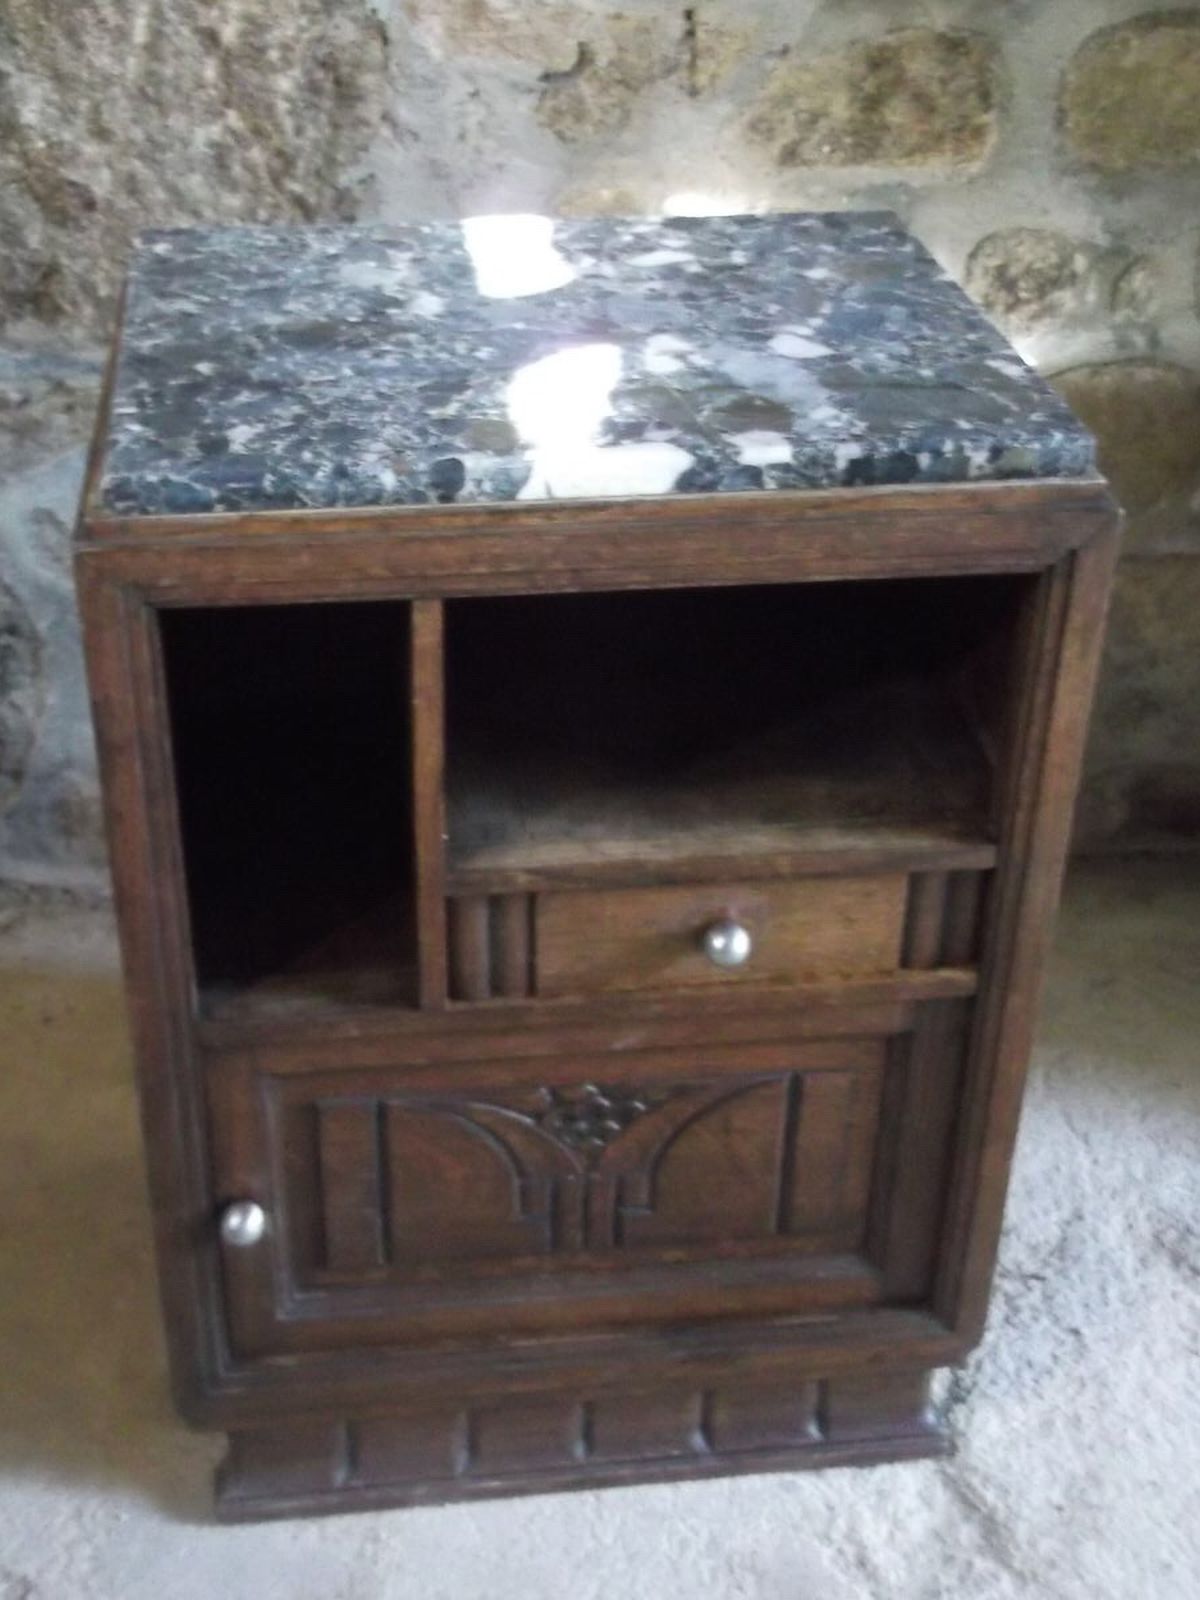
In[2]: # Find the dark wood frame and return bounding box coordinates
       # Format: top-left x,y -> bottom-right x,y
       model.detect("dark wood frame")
77,458 -> 1119,1517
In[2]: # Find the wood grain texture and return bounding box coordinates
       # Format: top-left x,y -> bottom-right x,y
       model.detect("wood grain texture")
208,1035 -> 898,1357
447,840 -> 996,896
411,600 -> 447,1009
536,876 -> 909,998
491,894 -> 533,998
902,871 -> 989,970
866,1002 -> 971,1301
215,1367 -> 946,1520
446,895 -> 489,1002
75,571 -> 221,1420
197,979 -> 972,1056
74,462 -> 1120,1517
902,871 -> 949,969
934,527 -> 1121,1341
76,278 -> 127,529
81,474 -> 1111,548
446,893 -> 535,1001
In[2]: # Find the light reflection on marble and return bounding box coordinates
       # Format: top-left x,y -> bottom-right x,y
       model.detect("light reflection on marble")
462,214 -> 576,300
507,343 -> 621,448
99,212 -> 1096,517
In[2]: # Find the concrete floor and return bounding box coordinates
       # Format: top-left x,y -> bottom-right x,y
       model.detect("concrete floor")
0,859 -> 1197,1599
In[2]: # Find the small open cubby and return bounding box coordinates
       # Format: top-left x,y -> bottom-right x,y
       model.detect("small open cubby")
444,575 -> 1030,887
160,600 -> 416,1017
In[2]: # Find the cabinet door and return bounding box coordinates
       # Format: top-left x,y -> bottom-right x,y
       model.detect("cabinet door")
208,1010 -> 968,1360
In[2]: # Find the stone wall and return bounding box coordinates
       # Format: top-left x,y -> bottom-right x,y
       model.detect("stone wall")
2,0 -> 1198,883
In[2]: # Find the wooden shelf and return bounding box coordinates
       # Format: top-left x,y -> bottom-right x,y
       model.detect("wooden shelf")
447,675 -> 996,892
199,893 -> 417,1024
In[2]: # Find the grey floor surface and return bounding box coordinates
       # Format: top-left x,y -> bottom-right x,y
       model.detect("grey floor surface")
0,859 -> 1197,1599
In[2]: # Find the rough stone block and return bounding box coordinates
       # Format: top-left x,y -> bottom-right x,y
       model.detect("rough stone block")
1061,14 -> 1200,173
403,0 -> 583,73
1109,256 -> 1159,321
555,183 -> 643,217
689,18 -> 758,96
0,439 -> 105,884
0,0 -> 388,337
964,229 -> 1094,332
405,0 -> 753,98
746,29 -> 997,170
0,344 -> 100,476
1052,362 -> 1200,553
536,18 -> 684,144
0,581 -> 40,815
1079,555 -> 1200,849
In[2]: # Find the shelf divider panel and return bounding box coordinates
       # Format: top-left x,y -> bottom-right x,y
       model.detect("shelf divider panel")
411,598 -> 448,1009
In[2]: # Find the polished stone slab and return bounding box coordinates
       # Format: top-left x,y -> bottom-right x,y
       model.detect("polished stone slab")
99,212 -> 1095,517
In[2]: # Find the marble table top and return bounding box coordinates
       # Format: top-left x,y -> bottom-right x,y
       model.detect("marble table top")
98,212 -> 1096,517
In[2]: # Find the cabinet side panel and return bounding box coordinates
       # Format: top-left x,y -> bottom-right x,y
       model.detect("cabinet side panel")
936,524 -> 1120,1339
75,567 -> 219,1415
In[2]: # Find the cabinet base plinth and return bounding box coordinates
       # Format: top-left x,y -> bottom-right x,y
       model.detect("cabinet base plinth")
214,1368 -> 948,1522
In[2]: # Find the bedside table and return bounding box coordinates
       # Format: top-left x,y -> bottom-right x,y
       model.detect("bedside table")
76,212 -> 1118,1520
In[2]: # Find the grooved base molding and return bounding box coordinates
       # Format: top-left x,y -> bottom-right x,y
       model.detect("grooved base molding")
216,1369 -> 945,1521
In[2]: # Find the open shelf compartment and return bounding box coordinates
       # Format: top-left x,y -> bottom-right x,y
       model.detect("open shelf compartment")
160,600 -> 417,1018
444,576 -> 1028,891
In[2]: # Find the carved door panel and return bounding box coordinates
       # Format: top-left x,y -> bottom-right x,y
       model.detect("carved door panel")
208,1012 -> 968,1359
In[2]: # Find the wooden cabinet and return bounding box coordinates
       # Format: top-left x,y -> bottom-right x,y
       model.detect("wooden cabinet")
77,515 -> 1116,1519
76,214 -> 1118,1519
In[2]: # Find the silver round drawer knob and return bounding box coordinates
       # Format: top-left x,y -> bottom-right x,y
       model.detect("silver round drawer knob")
701,919 -> 753,969
219,1200 -> 267,1248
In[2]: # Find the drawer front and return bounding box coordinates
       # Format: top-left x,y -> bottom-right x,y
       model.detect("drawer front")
207,1001 -> 971,1362
535,876 -> 909,998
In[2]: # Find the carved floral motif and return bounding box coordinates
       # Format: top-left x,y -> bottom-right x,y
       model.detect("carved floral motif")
533,1082 -> 672,1156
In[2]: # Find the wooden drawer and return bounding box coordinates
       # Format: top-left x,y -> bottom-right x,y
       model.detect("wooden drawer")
535,876 -> 908,999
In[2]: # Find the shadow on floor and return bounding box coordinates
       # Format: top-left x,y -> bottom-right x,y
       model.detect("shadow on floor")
0,960 -> 219,1522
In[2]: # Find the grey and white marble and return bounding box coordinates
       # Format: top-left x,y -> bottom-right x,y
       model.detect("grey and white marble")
99,212 -> 1096,517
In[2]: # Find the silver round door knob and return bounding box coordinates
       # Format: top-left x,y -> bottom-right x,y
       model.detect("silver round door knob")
701,919 -> 753,969
219,1199 -> 267,1248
